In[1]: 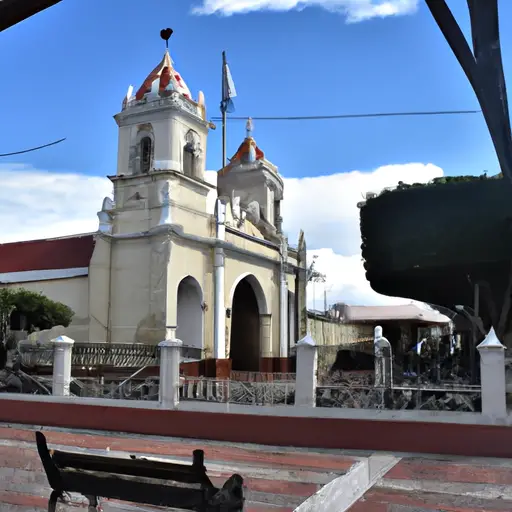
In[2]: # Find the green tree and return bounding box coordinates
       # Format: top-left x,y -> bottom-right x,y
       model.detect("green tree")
0,288 -> 74,341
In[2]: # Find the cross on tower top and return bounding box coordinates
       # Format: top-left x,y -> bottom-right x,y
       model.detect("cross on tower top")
160,28 -> 174,49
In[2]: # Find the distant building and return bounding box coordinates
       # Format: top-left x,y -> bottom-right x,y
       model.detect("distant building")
307,303 -> 452,346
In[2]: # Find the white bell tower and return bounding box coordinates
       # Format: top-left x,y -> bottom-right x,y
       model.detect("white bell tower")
107,28 -> 214,235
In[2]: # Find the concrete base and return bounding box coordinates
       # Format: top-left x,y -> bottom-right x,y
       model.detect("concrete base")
180,359 -> 232,379
181,358 -> 294,378
205,358 -> 232,378
259,357 -> 295,373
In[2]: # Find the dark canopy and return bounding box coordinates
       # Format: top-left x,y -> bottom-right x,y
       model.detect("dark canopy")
0,0 -> 62,32
360,177 -> 512,328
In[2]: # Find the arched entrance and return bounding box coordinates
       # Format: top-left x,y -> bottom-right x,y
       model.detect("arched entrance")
176,276 -> 203,359
229,275 -> 267,372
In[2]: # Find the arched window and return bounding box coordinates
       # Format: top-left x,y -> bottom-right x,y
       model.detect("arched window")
140,136 -> 152,173
183,143 -> 194,177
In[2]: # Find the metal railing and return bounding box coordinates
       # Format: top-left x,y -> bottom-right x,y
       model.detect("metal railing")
182,377 -> 295,406
18,342 -> 204,369
230,371 -> 296,382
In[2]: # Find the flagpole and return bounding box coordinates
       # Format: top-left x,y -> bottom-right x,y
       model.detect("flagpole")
221,51 -> 227,168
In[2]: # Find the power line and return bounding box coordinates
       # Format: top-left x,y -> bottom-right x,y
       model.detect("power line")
211,109 -> 481,122
0,138 -> 66,157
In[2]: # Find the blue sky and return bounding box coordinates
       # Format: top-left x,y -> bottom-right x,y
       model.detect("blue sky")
1,0 -> 508,178
1,0 -> 511,306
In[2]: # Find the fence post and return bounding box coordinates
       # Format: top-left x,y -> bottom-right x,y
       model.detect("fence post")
159,339 -> 182,409
294,334 -> 317,407
51,335 -> 74,396
477,327 -> 507,419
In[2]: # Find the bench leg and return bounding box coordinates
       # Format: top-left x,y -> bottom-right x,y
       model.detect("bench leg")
85,495 -> 102,512
48,490 -> 60,512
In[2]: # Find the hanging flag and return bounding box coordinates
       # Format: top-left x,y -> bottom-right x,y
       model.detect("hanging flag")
221,51 -> 237,114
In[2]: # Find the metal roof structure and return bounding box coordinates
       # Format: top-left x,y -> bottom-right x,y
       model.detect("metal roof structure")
0,0 -> 62,32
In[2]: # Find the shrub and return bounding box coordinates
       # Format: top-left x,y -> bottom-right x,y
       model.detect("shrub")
0,288 -> 74,336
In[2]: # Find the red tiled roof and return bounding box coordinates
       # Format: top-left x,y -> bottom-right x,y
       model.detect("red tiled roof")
0,234 -> 95,274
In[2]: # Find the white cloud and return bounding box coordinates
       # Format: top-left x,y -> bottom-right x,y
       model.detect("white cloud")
0,164 -> 112,243
0,161 -> 442,307
192,0 -> 419,22
282,163 -> 442,255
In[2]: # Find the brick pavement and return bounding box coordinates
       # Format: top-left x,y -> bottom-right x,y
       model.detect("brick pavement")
349,455 -> 512,511
3,423 -> 512,511
0,424 -> 358,511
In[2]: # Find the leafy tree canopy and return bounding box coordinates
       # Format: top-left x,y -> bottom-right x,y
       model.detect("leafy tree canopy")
370,172 -> 501,200
0,288 -> 74,337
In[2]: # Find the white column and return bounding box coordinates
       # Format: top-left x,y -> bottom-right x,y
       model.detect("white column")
279,272 -> 288,357
477,327 -> 507,419
294,334 -> 317,407
279,243 -> 289,357
51,335 -> 74,396
159,338 -> 182,409
260,314 -> 272,358
213,198 -> 226,359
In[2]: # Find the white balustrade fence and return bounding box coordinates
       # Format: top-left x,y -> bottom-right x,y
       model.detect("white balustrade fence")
39,327 -> 507,419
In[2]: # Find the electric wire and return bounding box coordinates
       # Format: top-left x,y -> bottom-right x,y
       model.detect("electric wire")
0,138 -> 66,157
211,109 -> 481,122
0,110 -> 479,157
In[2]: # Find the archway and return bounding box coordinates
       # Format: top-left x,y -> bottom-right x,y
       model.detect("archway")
176,276 -> 203,359
229,275 -> 267,372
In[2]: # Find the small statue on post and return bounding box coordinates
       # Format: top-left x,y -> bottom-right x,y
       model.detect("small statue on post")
374,325 -> 393,408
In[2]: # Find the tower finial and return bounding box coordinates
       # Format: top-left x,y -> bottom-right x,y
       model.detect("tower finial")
246,117 -> 253,138
160,28 -> 173,49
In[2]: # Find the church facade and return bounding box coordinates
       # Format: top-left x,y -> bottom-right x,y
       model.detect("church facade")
0,39 -> 308,375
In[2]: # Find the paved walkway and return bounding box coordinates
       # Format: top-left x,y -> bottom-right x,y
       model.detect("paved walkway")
349,453 -> 512,511
1,423 -> 512,511
0,423 -> 359,511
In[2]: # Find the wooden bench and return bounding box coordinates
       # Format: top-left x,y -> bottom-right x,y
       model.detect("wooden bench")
35,431 -> 245,511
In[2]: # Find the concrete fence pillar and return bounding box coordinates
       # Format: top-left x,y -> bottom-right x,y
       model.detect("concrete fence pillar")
477,327 -> 507,419
159,338 -> 182,409
374,326 -> 393,408
51,335 -> 74,396
373,326 -> 393,387
294,334 -> 317,407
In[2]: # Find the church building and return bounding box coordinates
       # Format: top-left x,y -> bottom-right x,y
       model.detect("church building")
0,33 -> 308,376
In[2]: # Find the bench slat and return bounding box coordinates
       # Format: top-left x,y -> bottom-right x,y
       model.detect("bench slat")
61,471 -> 214,509
52,450 -> 213,486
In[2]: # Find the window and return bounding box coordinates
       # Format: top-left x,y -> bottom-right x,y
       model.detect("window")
141,137 -> 152,173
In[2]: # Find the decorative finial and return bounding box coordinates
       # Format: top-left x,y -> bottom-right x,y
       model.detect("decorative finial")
246,117 -> 253,138
160,28 -> 173,49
